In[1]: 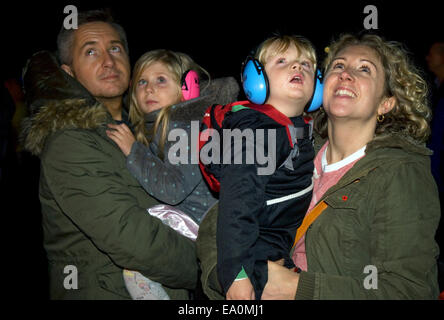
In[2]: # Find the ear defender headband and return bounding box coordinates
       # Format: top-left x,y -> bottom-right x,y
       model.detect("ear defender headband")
181,69 -> 200,101
241,55 -> 324,112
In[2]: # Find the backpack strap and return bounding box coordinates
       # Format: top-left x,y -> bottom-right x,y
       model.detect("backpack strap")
246,103 -> 295,147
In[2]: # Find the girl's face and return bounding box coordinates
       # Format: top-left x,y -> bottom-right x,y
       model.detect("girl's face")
323,45 -> 393,123
135,61 -> 182,114
264,43 -> 315,109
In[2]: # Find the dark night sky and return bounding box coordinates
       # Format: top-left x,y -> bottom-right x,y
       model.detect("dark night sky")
2,0 -> 442,83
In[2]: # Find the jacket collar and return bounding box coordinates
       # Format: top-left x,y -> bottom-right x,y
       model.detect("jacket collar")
21,50 -> 240,157
144,77 -> 240,127
21,51 -> 127,156
317,131 -> 431,202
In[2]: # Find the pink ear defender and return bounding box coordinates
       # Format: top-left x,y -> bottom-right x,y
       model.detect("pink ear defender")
181,69 -> 200,101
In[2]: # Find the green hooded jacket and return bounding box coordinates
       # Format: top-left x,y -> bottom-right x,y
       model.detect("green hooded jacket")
197,131 -> 441,299
21,51 -> 197,299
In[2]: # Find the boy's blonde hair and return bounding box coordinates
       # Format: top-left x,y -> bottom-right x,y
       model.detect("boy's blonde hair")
129,49 -> 209,157
255,35 -> 318,71
315,33 -> 431,143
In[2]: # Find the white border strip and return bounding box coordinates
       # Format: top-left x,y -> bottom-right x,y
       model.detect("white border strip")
266,179 -> 314,206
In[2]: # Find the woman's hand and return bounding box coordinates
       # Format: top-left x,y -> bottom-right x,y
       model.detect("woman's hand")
261,260 -> 300,300
106,123 -> 136,157
226,278 -> 255,300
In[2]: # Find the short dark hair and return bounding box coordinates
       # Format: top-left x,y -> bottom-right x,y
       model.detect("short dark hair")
56,8 -> 129,65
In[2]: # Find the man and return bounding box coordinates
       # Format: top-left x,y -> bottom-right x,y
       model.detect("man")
22,9 -> 197,299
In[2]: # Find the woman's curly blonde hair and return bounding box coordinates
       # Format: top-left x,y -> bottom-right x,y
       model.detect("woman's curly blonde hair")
314,33 -> 431,143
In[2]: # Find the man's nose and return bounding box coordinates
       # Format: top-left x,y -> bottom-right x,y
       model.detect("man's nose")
102,51 -> 116,68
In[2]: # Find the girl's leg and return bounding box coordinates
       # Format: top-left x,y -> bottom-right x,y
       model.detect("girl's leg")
123,269 -> 170,300
123,204 -> 199,300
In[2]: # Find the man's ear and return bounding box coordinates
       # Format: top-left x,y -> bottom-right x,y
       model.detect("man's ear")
378,96 -> 396,115
61,64 -> 74,77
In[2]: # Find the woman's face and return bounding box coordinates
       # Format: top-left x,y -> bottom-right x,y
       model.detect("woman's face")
323,45 -> 391,124
135,61 -> 182,114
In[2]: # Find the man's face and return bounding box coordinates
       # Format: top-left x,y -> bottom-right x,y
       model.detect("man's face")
61,22 -> 130,100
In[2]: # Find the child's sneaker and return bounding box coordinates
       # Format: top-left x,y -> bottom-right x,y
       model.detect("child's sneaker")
123,269 -> 170,300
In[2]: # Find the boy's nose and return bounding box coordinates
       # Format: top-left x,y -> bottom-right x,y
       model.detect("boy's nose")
291,62 -> 302,70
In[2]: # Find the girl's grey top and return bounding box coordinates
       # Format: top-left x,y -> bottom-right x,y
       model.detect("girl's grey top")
126,77 -> 240,224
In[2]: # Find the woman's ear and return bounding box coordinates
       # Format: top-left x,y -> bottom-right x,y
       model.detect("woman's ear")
378,96 -> 396,115
61,64 -> 74,77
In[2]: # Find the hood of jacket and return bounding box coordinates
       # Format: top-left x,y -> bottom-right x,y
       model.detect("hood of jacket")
144,77 -> 240,127
21,50 -> 109,156
315,129 -> 433,204
314,127 -> 432,159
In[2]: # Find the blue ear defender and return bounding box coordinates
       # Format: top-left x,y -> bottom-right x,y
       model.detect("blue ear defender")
241,56 -> 324,111
241,56 -> 269,105
306,69 -> 324,112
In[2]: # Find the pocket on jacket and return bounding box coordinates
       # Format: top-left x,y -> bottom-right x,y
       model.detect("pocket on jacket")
323,184 -> 362,210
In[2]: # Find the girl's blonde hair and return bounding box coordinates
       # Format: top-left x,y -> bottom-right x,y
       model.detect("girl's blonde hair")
255,35 -> 318,71
129,49 -> 209,158
315,33 -> 431,142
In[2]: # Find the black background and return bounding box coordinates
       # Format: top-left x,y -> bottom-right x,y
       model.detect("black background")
2,0 -> 442,82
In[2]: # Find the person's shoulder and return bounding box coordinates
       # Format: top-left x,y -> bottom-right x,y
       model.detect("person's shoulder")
42,128 -> 102,160
223,103 -> 283,131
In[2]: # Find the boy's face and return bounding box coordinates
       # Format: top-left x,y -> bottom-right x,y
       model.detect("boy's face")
264,44 -> 315,111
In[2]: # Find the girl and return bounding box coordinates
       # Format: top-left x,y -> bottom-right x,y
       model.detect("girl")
106,49 -> 239,299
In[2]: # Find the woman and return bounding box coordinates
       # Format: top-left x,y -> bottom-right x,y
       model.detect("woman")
262,33 -> 441,300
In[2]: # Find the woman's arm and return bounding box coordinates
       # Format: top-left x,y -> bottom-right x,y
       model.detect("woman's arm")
261,260 -> 300,300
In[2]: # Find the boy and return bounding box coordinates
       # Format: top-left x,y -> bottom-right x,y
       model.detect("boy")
212,35 -> 318,300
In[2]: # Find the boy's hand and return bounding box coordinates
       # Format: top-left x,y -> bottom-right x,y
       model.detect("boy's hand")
226,278 -> 255,300
106,123 -> 136,157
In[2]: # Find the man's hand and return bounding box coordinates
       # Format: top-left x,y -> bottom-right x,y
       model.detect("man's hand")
106,123 -> 136,156
226,278 -> 255,300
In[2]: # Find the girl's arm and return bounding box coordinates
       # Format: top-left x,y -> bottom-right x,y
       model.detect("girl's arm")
107,123 -> 201,205
106,123 -> 135,156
